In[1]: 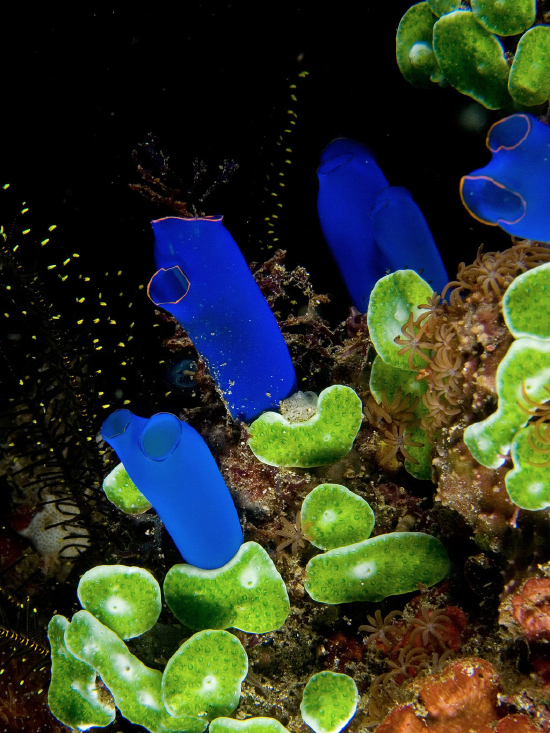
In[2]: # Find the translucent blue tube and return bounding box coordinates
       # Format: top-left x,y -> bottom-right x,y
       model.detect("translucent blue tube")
101,409 -> 243,569
317,138 -> 447,312
460,113 -> 550,242
148,216 -> 296,422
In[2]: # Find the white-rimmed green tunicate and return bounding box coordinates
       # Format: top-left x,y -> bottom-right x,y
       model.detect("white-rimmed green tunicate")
300,484 -> 374,551
248,385 -> 362,468
102,462 -> 152,514
164,541 -> 289,633
503,262 -> 550,340
65,610 -> 204,733
506,423 -> 550,510
509,26 -> 550,106
304,532 -> 450,604
77,565 -> 161,640
210,718 -> 290,733
300,672 -> 358,733
396,3 -> 442,88
464,339 -> 550,469
367,270 -> 434,370
433,10 -> 512,109
162,630 -> 248,722
47,614 -> 115,730
471,0 -> 535,36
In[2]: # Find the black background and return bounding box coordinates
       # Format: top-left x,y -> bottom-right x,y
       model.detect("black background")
2,2 -> 510,317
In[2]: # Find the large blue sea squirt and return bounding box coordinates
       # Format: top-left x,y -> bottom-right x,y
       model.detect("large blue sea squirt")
461,113 -> 550,242
148,216 -> 296,422
317,138 -> 447,312
101,409 -> 243,569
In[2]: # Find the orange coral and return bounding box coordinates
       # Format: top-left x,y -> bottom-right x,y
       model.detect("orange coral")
511,578 -> 550,641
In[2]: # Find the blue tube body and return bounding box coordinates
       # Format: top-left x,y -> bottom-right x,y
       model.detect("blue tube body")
460,113 -> 550,242
317,138 -> 447,312
101,409 -> 243,569
148,216 -> 296,422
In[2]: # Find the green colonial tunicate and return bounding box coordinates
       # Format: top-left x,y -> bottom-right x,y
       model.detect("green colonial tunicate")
102,462 -> 152,514
248,385 -> 362,468
433,10 -> 512,109
210,718 -> 290,733
464,339 -> 550,469
300,672 -> 358,733
396,3 -> 442,88
506,423 -> 550,510
426,0 -> 462,17
301,484 -> 374,551
162,630 -> 248,722
304,532 -> 450,604
47,615 -> 115,730
509,26 -> 550,106
369,355 -> 432,480
77,565 -> 161,640
367,270 -> 434,370
164,541 -> 289,633
65,610 -> 204,733
503,262 -> 550,340
471,0 -> 535,36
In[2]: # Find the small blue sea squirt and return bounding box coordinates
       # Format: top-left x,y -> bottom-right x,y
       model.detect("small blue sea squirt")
101,409 -> 243,569
461,113 -> 550,242
317,138 -> 447,312
148,216 -> 297,422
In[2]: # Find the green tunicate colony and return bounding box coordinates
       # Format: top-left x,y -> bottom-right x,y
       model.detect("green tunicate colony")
465,262 -> 550,510
397,0 -> 550,109
247,385 -> 363,467
48,554 -> 286,732
50,375 -> 451,731
301,483 -> 449,603
367,269 -> 435,480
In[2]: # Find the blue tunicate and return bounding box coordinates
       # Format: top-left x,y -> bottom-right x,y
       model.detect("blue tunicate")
148,216 -> 297,422
317,138 -> 447,313
101,409 -> 243,569
460,113 -> 550,242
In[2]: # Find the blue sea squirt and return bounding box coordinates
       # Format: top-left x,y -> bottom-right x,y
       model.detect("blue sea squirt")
101,409 -> 243,569
317,138 -> 447,312
461,114 -> 550,243
148,216 -> 296,422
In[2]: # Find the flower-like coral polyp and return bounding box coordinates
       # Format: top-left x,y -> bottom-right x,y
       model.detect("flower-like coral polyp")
300,671 -> 358,733
162,629 -> 248,723
102,462 -> 152,514
300,483 -> 375,551
210,717 -> 290,733
77,564 -> 161,639
305,532 -> 450,604
164,541 -> 290,633
247,385 -> 362,467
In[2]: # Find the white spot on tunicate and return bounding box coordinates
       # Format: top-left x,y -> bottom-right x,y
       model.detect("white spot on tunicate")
104,595 -> 130,615
322,510 -> 337,525
240,568 -> 258,588
409,42 -> 433,67
529,482 -> 545,496
353,561 -> 376,579
201,675 -> 218,692
323,434 -> 331,442
113,653 -> 135,678
138,690 -> 161,710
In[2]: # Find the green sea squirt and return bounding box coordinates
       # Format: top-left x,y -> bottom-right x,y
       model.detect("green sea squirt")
164,541 -> 290,633
247,385 -> 362,468
305,532 -> 450,604
300,671 -> 358,733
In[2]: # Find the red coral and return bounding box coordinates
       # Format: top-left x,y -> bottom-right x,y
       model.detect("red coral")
324,631 -> 364,673
511,578 -> 550,641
